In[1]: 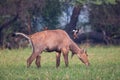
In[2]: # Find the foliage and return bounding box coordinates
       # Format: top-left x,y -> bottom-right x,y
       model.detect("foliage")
0,0 -> 120,48
73,0 -> 120,42
0,0 -> 62,31
0,0 -> 45,24
76,0 -> 117,5
0,0 -> 61,47
0,46 -> 120,80
90,2 -> 120,40
41,0 -> 62,29
0,0 -> 46,47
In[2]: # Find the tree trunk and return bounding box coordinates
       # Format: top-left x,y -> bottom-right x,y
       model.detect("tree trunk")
65,5 -> 82,34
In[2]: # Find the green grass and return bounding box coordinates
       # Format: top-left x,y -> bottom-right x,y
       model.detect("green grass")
0,46 -> 120,80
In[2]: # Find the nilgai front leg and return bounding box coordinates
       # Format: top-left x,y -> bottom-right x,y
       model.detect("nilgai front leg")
56,52 -> 61,68
62,48 -> 69,67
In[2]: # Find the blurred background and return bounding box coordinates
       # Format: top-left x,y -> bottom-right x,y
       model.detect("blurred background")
0,0 -> 120,49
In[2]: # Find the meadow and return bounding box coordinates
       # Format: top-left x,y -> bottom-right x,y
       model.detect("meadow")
0,46 -> 120,80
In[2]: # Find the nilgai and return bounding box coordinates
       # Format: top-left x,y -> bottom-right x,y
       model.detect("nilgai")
15,29 -> 89,68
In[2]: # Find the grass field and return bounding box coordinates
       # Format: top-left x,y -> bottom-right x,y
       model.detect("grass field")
0,46 -> 120,80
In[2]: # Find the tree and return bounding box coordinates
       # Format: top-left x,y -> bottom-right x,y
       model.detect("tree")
90,0 -> 120,44
64,0 -> 120,44
0,0 -> 45,48
0,0 -> 62,48
41,0 -> 62,29
65,4 -> 82,34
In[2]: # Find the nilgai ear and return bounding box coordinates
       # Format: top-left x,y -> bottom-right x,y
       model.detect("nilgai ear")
83,49 -> 88,56
83,48 -> 87,53
81,48 -> 87,54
